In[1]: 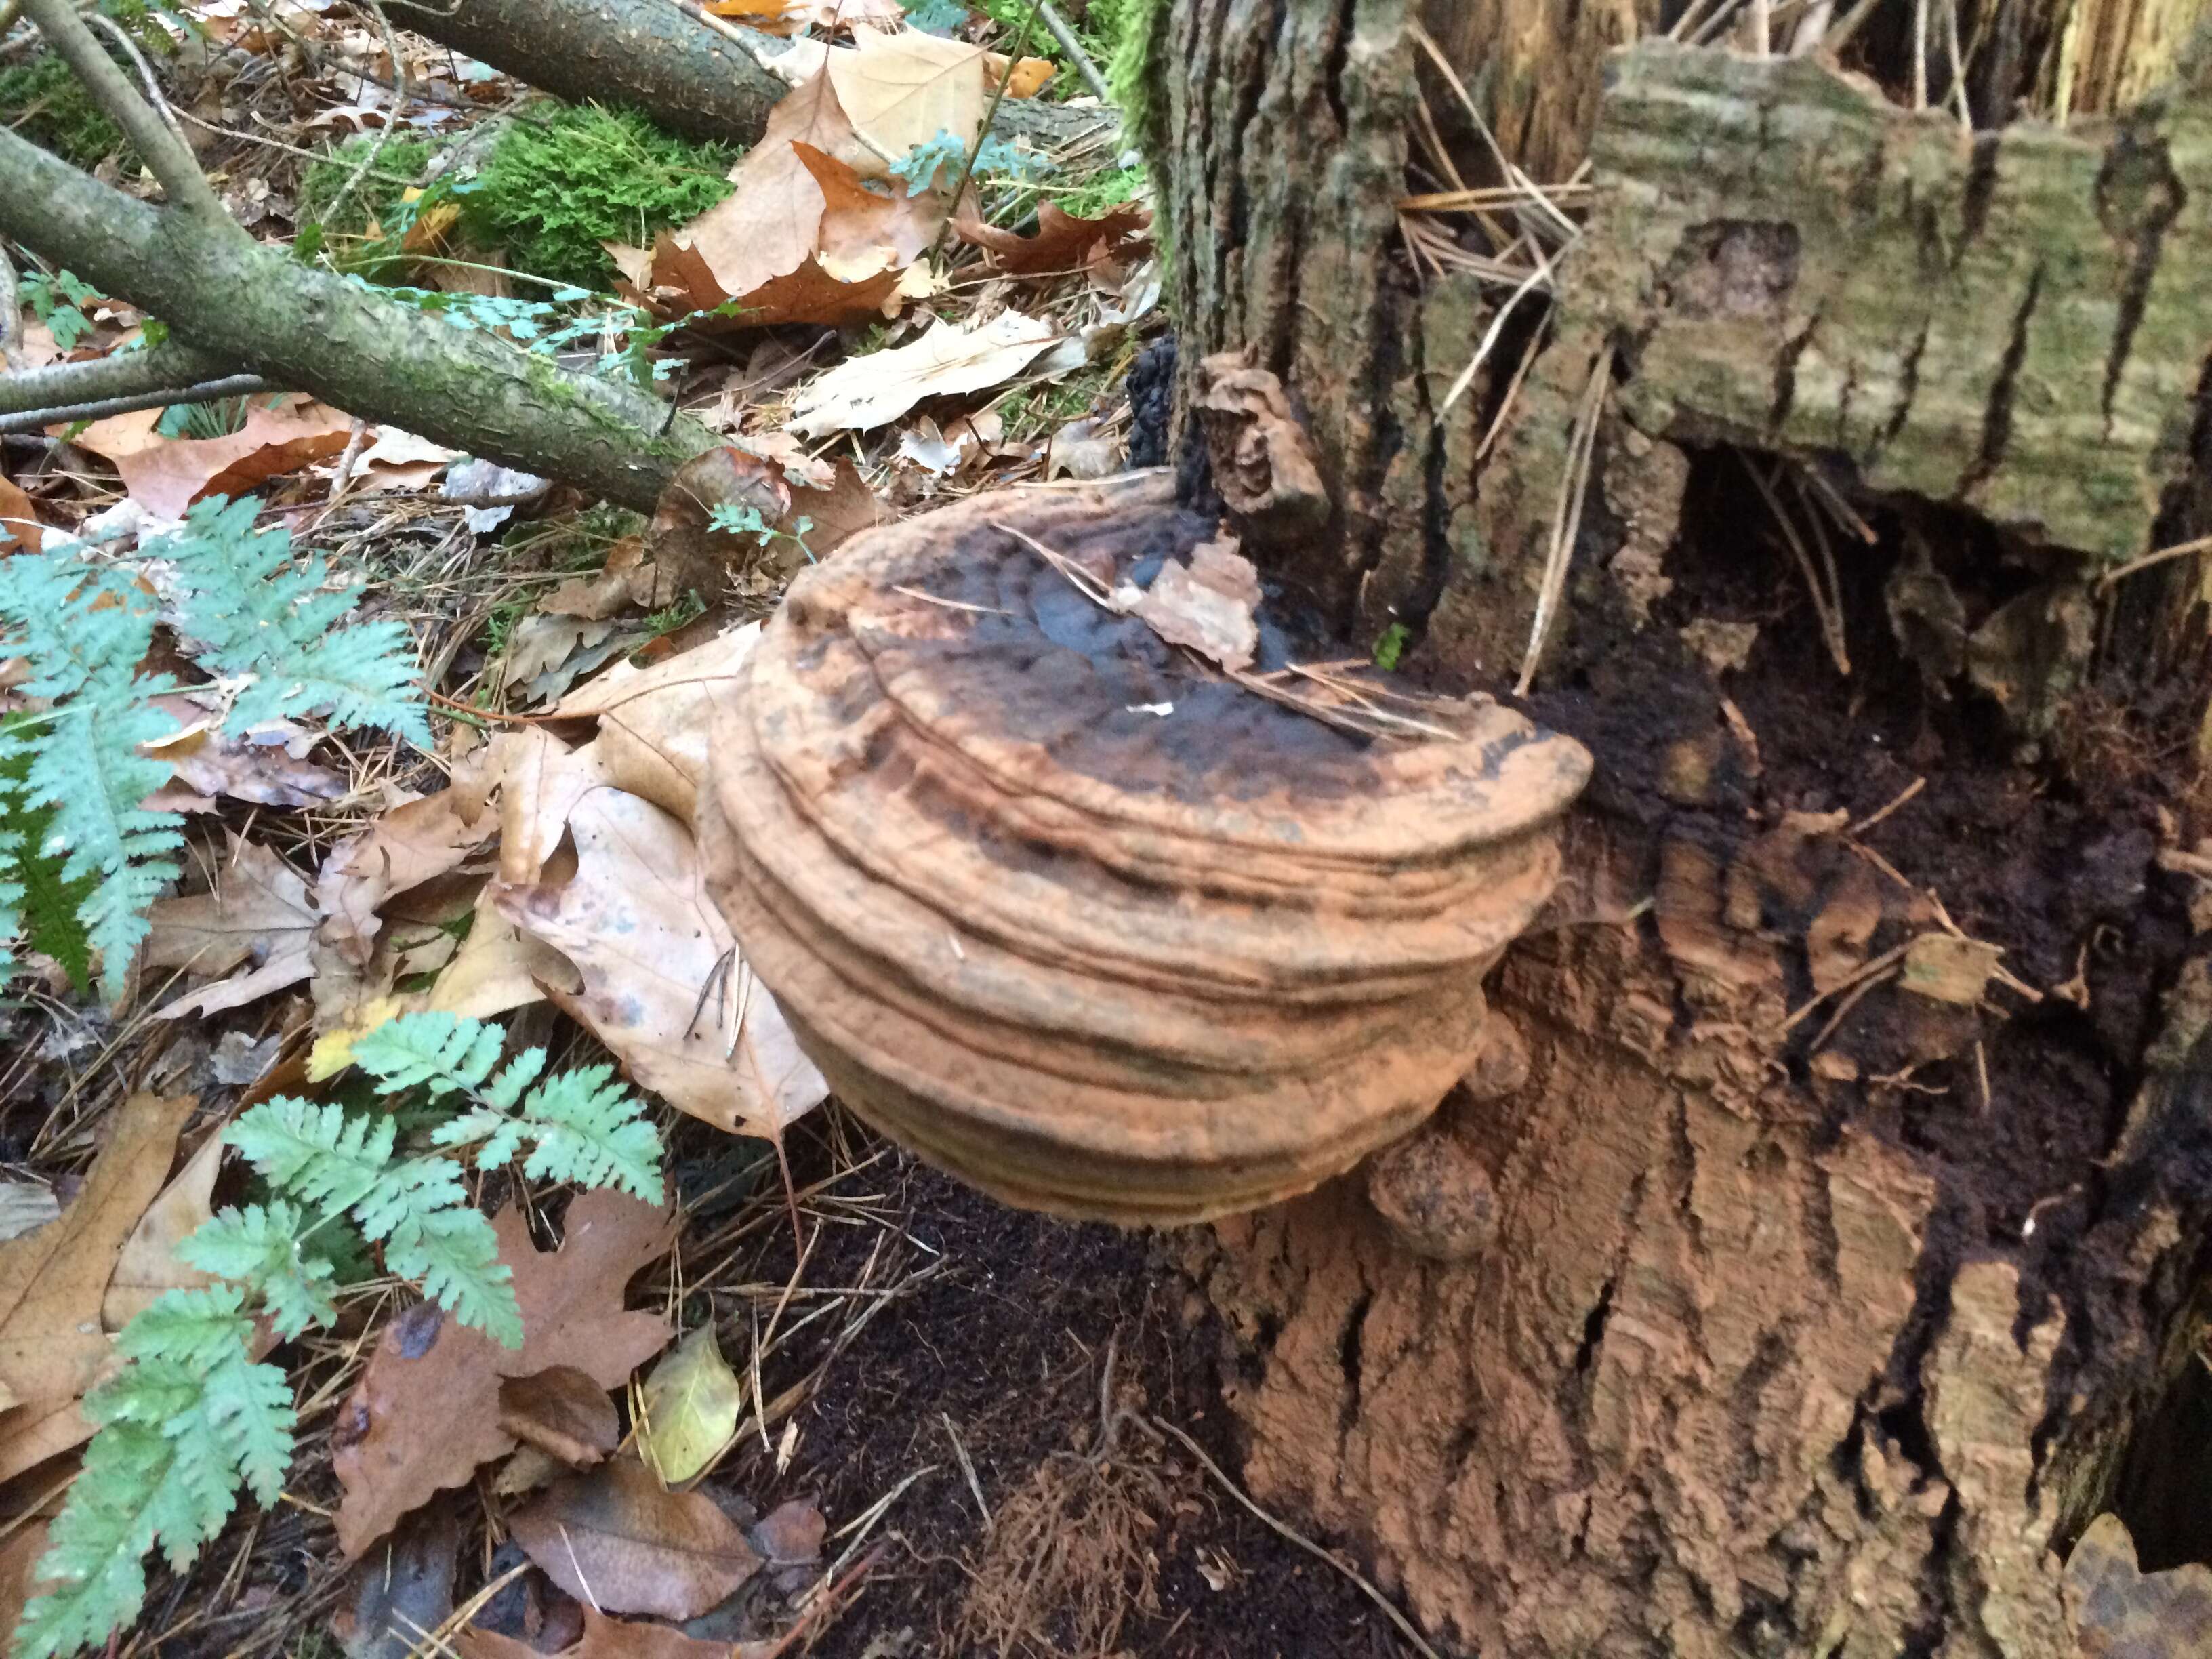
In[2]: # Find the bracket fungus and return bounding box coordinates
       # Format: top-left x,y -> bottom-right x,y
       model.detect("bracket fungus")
699,474 -> 1592,1223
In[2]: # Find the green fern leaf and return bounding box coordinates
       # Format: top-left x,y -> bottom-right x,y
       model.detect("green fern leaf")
156,499 -> 430,745
226,1097 -> 395,1212
11,1288 -> 294,1659
350,1011 -> 506,1097
381,1200 -> 518,1347
178,1203 -> 337,1338
516,1065 -> 662,1201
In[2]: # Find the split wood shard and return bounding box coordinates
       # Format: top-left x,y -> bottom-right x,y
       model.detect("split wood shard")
699,474 -> 1591,1222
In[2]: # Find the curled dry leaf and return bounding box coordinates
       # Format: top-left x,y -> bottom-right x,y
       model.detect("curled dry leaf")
509,1456 -> 762,1622
144,695 -> 346,809
316,787 -> 499,971
554,624 -> 760,825
0,1093 -> 194,1481
954,201 -> 1152,277
539,536 -> 670,622
648,448 -> 794,602
499,1366 -> 621,1470
1190,352 -> 1331,539
332,1192 -> 676,1558
493,789 -> 827,1140
495,729 -> 620,886
789,310 -> 1059,438
1115,533 -> 1262,674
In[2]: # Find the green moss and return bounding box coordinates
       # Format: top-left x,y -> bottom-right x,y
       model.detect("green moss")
460,102 -> 739,291
0,53 -> 127,170
300,132 -> 438,237
1054,163 -> 1146,218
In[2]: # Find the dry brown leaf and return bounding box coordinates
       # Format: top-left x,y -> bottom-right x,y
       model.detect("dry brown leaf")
498,1366 -> 619,1470
827,27 -> 991,170
790,457 -> 892,557
421,883 -> 583,1021
554,626 -> 760,825
954,200 -> 1151,276
495,730 -> 620,886
0,476 -> 47,554
104,396 -> 355,520
789,310 -> 1058,437
1118,533 -> 1261,672
145,834 -> 316,1012
509,1457 -> 761,1622
316,788 -> 498,970
654,81 -> 937,327
540,537 -> 669,621
493,790 -> 827,1139
143,696 -> 346,809
65,407 -> 164,464
100,1124 -> 224,1329
332,1191 -> 676,1558
1900,933 -> 2005,1006
459,1603 -> 745,1659
0,1093 -> 194,1420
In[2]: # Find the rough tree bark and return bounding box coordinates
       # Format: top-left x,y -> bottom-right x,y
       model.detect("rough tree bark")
1162,4 -> 2212,1655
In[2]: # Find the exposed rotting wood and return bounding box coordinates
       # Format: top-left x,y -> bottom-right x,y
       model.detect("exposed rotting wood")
1154,9 -> 2212,1655
1574,43 -> 2212,563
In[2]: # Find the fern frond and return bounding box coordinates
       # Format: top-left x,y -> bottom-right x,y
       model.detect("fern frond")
226,1097 -> 394,1212
514,1065 -> 662,1202
350,1011 -> 506,1098
155,498 -> 431,745
380,1200 -> 518,1348
177,1203 -> 337,1339
11,1288 -> 294,1659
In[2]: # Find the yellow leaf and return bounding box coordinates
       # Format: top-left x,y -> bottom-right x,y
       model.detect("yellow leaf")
638,1324 -> 744,1486
309,994 -> 410,1080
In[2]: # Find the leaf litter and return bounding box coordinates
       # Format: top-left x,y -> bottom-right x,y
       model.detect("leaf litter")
0,0 -> 1223,1650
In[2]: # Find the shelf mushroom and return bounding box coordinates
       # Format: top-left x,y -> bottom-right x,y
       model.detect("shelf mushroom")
699,474 -> 1591,1223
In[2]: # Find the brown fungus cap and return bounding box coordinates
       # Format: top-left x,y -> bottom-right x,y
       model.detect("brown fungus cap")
698,474 -> 1591,1223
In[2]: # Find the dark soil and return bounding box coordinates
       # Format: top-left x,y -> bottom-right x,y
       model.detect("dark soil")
747,1150 -> 1407,1659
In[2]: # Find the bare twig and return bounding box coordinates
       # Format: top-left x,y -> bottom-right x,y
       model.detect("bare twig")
2097,531 -> 2212,590
0,241 -> 22,372
316,0 -> 409,232
1034,0 -> 1111,101
0,335 -> 249,415
0,371 -> 275,434
85,12 -> 186,144
20,0 -> 233,226
1515,348 -> 1608,695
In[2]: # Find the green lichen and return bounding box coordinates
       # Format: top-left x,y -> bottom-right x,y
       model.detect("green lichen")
459,102 -> 738,291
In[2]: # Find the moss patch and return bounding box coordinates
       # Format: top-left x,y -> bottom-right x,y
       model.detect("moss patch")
300,132 -> 439,238
0,53 -> 127,170
459,102 -> 738,291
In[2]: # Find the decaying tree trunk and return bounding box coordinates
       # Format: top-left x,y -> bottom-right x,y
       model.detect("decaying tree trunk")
1162,4 -> 2212,1654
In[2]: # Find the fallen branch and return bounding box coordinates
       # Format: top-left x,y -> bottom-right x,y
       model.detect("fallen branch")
0,373 -> 276,434
0,128 -> 720,510
0,337 -> 253,417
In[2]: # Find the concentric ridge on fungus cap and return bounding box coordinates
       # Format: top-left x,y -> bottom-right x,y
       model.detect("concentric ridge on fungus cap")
698,473 -> 1591,1224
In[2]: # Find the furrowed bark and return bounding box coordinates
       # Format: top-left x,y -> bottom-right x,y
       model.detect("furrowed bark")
0,127 -> 719,511
1162,6 -> 2212,1656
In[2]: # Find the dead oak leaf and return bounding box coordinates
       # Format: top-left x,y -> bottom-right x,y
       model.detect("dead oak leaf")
510,1456 -> 761,1622
1117,533 -> 1261,674
554,624 -> 761,825
332,1191 -> 675,1559
103,396 -> 354,520
954,200 -> 1151,277
146,835 -> 316,1018
100,1122 -> 224,1330
0,1093 -> 194,1423
493,790 -> 827,1140
788,310 -> 1059,438
316,787 -> 498,970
